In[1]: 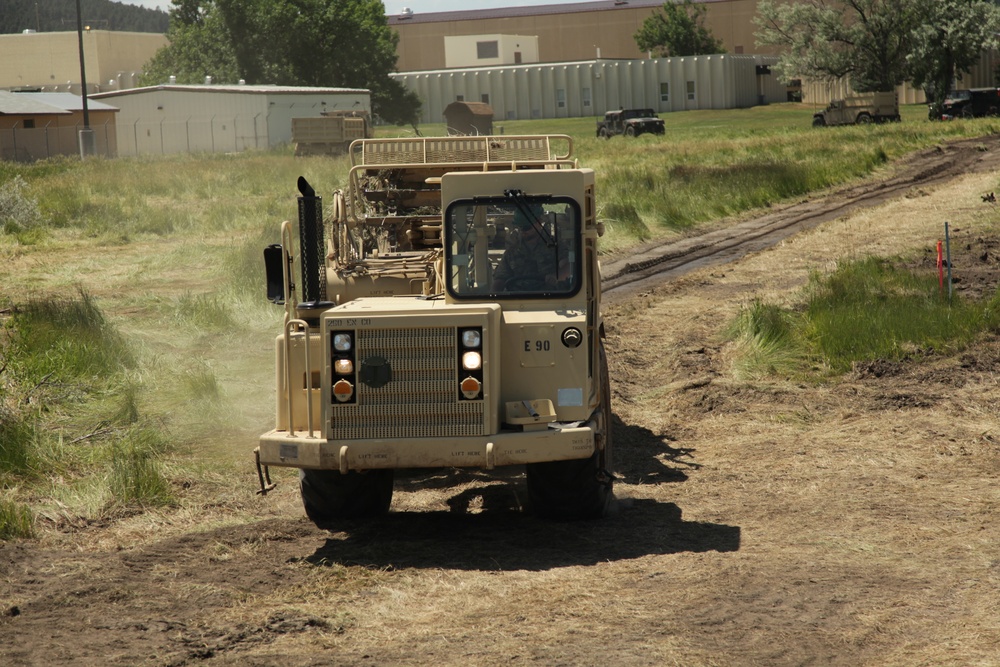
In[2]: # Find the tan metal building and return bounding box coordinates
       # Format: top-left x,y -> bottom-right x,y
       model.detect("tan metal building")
90,85 -> 370,156
0,91 -> 118,161
0,30 -> 167,94
389,0 -> 768,72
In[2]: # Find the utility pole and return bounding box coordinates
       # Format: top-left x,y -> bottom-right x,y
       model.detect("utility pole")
75,0 -> 94,157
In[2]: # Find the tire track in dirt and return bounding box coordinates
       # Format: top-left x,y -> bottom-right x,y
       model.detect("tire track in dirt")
601,134 -> 1000,301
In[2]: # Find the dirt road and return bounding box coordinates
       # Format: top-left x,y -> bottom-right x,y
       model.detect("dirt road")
3,136 -> 1000,666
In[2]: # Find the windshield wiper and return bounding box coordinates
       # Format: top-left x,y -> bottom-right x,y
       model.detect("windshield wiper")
504,189 -> 556,248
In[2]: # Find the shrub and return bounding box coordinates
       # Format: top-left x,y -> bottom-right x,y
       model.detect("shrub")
0,497 -> 34,540
0,175 -> 42,233
106,428 -> 174,509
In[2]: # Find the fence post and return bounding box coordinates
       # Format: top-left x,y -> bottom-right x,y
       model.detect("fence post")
103,119 -> 111,157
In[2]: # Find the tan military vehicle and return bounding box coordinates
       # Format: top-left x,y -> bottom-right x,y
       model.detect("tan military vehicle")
255,134 -> 613,525
812,91 -> 900,126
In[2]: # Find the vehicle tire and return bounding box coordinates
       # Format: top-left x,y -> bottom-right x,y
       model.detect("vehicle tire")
962,106 -> 974,119
812,116 -> 825,127
856,113 -> 873,124
599,128 -> 610,139
526,344 -> 613,520
625,126 -> 636,137
299,468 -> 394,527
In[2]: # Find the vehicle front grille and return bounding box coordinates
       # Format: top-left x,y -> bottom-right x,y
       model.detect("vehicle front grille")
329,326 -> 486,440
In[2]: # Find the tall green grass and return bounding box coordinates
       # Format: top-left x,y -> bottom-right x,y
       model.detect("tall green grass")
0,497 -> 34,540
106,428 -> 174,509
729,257 -> 1000,376
1,291 -> 174,537
0,407 -> 36,477
726,299 -> 805,378
6,289 -> 135,384
803,257 -> 1000,371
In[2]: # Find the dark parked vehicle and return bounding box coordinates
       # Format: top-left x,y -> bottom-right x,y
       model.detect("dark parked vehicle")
935,88 -> 1000,120
596,108 -> 665,138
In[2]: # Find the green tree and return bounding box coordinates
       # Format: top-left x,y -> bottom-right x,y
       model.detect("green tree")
141,3 -> 240,86
754,0 -> 919,92
634,0 -> 726,57
907,0 -> 1000,109
141,0 -> 420,126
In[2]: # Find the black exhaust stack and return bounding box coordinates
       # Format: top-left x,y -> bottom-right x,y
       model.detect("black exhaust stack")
296,176 -> 333,318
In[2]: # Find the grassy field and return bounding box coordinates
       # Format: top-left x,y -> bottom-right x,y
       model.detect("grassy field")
1,101 -> 999,535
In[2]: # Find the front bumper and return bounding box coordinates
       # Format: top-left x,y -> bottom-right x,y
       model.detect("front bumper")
258,420 -> 597,472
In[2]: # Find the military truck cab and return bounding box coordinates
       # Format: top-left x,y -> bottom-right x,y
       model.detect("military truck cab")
256,135 -> 613,524
812,92 -> 900,126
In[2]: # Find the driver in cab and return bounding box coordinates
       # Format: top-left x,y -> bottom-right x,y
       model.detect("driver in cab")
492,206 -> 570,293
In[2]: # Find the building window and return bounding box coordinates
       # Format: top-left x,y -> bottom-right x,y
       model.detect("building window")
514,51 -> 522,64
477,41 -> 499,59
686,81 -> 696,101
582,87 -> 592,107
556,89 -> 566,109
481,93 -> 490,105
659,82 -> 669,102
22,119 -> 35,129
456,95 -> 465,102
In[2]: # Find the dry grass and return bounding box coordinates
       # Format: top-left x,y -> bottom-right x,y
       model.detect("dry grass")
4,134 -> 1000,665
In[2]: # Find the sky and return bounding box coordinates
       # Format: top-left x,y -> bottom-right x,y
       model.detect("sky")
121,0 -> 587,17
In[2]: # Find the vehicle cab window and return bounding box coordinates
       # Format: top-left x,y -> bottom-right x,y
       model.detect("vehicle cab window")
445,196 -> 581,299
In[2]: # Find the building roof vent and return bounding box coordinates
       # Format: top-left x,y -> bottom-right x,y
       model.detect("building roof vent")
399,7 -> 413,18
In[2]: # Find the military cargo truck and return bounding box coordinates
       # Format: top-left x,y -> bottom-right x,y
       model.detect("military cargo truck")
812,92 -> 900,126
256,135 -> 614,524
291,111 -> 371,156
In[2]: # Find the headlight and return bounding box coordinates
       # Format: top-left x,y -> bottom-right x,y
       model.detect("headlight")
333,332 -> 352,352
461,329 -> 481,348
462,350 -> 482,371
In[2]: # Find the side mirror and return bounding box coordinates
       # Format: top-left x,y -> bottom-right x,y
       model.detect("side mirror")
263,244 -> 285,304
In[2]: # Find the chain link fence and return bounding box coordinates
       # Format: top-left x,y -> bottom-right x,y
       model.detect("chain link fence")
1,115 -> 271,161
0,122 -> 116,162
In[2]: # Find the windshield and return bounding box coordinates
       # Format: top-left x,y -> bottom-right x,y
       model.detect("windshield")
445,196 -> 581,299
624,109 -> 656,119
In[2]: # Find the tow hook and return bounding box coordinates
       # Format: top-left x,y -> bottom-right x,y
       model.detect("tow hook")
254,447 -> 276,496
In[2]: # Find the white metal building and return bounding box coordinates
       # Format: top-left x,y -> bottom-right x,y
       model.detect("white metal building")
392,54 -> 787,125
90,85 -> 370,156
